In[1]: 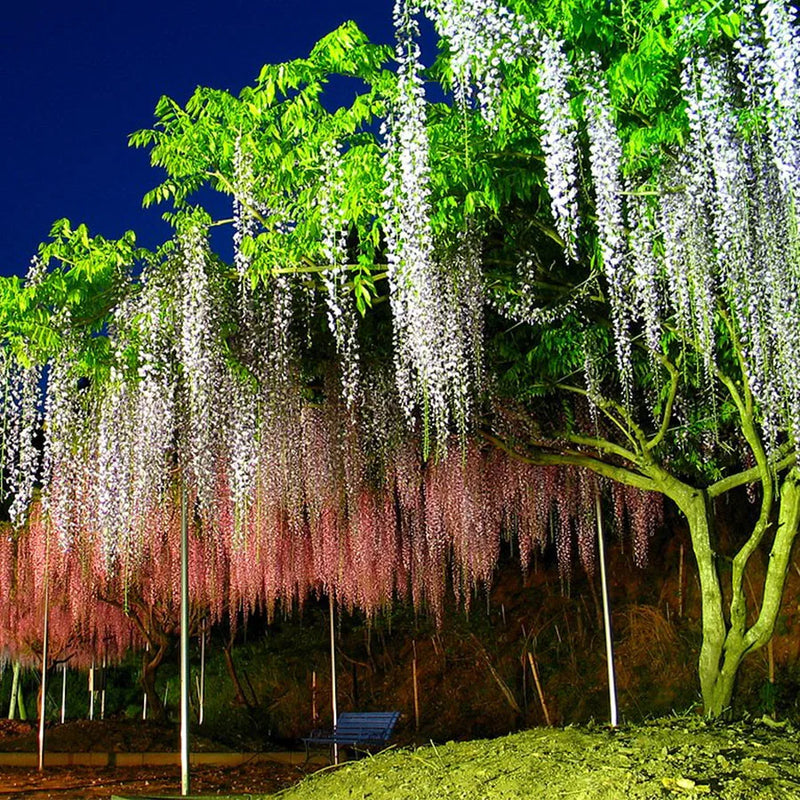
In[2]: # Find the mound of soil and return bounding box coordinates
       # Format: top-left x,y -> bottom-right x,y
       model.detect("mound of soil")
277,716 -> 800,800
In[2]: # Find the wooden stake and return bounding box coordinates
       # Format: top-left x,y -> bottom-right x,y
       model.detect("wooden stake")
527,652 -> 551,726
311,670 -> 318,725
412,640 -> 420,732
768,637 -> 776,719
678,543 -> 685,619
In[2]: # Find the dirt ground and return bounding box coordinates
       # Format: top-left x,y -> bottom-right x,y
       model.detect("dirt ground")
0,761 -> 304,799
0,720 -> 313,799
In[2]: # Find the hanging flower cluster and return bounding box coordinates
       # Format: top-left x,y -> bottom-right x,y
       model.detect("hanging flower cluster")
583,58 -> 631,401
652,5 -> 800,451
758,0 -> 800,202
4,258 -> 46,529
475,0 -> 800,454
5,360 -> 42,529
0,506 -> 142,670
422,0 -> 536,122
420,0 -> 582,261
535,33 -> 581,260
179,222 -> 225,506
232,135 -> 257,283
0,412 -> 662,665
318,137 -> 360,407
383,0 -> 482,446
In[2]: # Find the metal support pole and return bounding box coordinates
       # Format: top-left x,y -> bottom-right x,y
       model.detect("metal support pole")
198,619 -> 206,726
100,654 -> 106,720
89,661 -> 94,721
329,594 -> 339,765
596,493 -> 618,727
180,482 -> 190,796
60,664 -> 66,724
38,576 -> 50,772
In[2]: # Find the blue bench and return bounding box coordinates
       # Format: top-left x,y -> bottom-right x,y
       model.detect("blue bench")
302,711 -> 401,761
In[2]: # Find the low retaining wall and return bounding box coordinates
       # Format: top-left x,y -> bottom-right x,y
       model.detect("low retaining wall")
0,751 -> 325,768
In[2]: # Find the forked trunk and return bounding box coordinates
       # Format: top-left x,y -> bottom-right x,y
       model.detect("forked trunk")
684,469 -> 800,716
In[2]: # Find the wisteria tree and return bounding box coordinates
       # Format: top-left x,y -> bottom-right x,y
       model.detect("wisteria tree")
2,0 -> 800,719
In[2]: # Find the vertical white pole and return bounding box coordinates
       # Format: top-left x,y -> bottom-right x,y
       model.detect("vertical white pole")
199,619 -> 206,726
38,574 -> 50,772
89,662 -> 94,721
142,642 -> 149,721
329,593 -> 339,765
100,655 -> 106,720
60,664 -> 66,724
180,482 -> 190,796
596,493 -> 618,727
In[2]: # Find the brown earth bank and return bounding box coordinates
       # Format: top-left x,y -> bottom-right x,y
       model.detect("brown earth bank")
0,720 -> 230,753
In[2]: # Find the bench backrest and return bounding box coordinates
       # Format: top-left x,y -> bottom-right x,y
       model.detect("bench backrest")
334,711 -> 401,741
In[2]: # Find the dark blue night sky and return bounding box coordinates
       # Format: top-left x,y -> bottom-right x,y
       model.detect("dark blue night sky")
1,0 -> 396,277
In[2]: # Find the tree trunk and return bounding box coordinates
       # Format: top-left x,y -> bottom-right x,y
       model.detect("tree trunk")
702,642 -> 746,717
8,662 -> 20,720
669,486 -> 727,715
223,642 -> 254,709
141,638 -> 168,720
683,469 -> 800,716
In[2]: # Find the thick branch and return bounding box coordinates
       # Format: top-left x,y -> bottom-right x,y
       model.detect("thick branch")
719,310 -> 753,417
479,430 -> 657,492
707,451 -> 796,498
715,367 -> 774,638
646,354 -> 679,452
554,383 -> 648,452
564,432 -> 639,463
745,467 -> 800,651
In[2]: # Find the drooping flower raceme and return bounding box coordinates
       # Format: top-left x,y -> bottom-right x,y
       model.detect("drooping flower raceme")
131,265 -> 179,533
759,0 -> 800,202
4,257 -> 46,529
232,136 -> 257,283
318,137 -> 360,408
422,0 -> 537,124
584,56 -> 631,401
536,33 -> 581,261
384,0 -> 481,447
178,222 -> 223,508
6,360 -> 42,529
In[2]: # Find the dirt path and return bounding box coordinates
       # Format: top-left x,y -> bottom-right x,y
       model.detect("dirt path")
0,761 -> 305,799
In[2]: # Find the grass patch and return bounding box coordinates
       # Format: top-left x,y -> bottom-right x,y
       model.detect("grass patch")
261,716 -> 800,799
